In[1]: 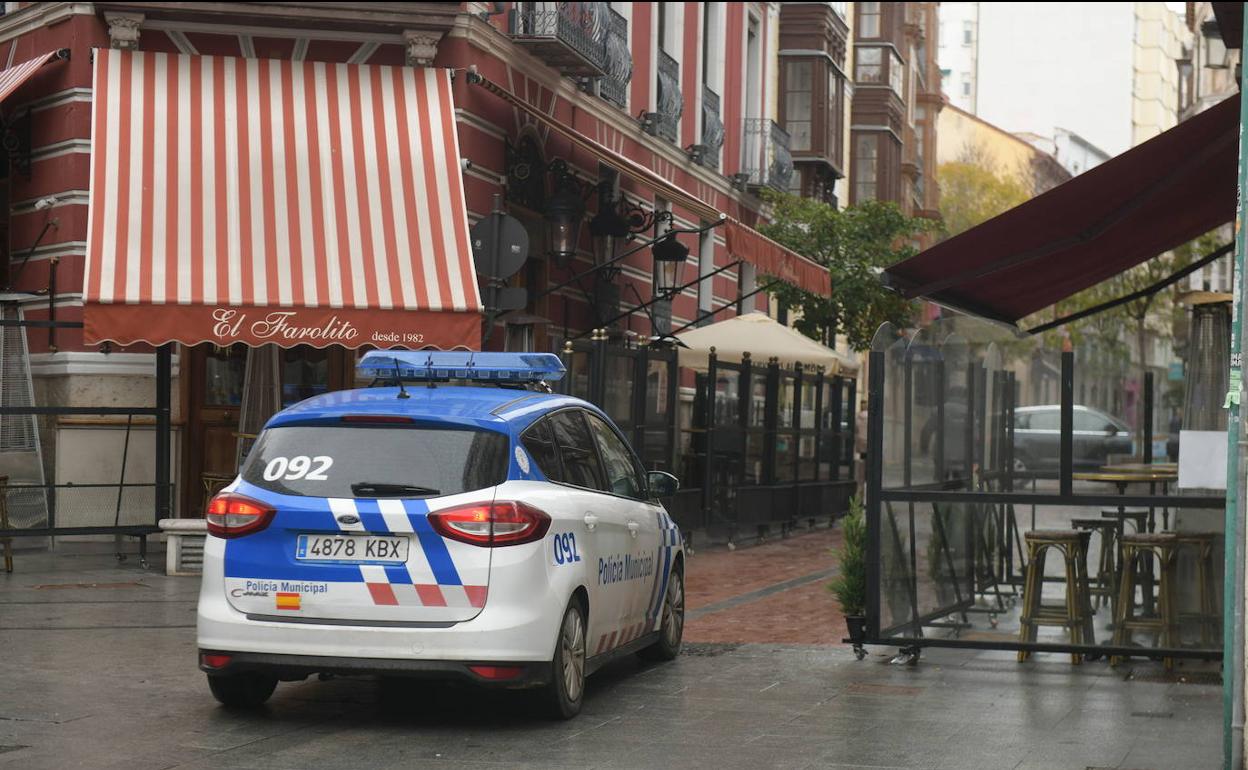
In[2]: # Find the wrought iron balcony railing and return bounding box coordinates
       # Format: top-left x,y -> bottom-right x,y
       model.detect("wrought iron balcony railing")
655,49 -> 682,143
700,85 -> 724,169
741,118 -> 794,192
509,3 -> 607,77
599,8 -> 631,108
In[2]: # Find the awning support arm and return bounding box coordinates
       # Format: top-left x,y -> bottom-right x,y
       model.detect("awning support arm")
572,259 -> 743,339
667,279 -> 782,336
1025,241 -> 1234,335
497,220 -> 724,322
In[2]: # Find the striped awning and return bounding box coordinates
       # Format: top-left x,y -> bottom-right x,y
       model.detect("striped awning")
84,49 -> 481,350
0,49 -> 67,104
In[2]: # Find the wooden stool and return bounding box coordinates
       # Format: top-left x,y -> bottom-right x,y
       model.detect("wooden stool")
1018,530 -> 1096,664
1070,518 -> 1118,612
1175,532 -> 1219,649
1111,533 -> 1179,668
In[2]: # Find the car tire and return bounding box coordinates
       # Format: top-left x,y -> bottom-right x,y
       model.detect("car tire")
206,673 -> 278,708
638,567 -> 684,662
542,598 -> 587,720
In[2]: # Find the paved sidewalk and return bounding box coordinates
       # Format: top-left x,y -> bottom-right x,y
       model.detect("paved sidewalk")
0,537 -> 1225,770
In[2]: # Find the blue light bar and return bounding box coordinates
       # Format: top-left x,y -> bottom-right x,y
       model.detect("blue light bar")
358,351 -> 566,383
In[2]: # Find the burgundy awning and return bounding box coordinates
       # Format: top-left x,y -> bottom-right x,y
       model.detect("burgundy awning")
883,94 -> 1239,324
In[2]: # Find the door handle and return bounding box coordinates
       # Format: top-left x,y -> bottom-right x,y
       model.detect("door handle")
627,520 -> 640,537
583,513 -> 599,530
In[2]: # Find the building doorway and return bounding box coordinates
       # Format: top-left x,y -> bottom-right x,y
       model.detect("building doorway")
180,343 -> 353,516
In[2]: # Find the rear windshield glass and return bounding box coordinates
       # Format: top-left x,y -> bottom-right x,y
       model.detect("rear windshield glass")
240,425 -> 509,498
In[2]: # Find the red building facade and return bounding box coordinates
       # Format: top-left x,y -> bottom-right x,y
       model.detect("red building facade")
0,2 -> 805,518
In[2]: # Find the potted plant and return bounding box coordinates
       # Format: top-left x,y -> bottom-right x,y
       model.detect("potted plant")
829,495 -> 868,659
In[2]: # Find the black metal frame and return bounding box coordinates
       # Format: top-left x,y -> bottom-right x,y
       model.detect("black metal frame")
864,347 -> 1223,660
561,337 -> 856,544
0,316 -> 172,564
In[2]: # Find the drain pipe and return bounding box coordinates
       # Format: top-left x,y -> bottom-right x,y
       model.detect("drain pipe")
1225,22 -> 1248,769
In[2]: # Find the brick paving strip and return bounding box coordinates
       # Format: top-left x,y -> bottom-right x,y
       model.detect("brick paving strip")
685,566 -> 838,621
683,528 -> 850,645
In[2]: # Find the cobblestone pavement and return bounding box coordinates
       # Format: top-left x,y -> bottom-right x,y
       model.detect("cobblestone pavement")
0,538 -> 1224,770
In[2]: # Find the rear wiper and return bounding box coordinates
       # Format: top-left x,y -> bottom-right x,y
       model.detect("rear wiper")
350,482 -> 441,498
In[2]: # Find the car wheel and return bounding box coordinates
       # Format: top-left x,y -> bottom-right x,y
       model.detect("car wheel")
639,568 -> 684,662
543,598 -> 586,720
206,673 -> 277,708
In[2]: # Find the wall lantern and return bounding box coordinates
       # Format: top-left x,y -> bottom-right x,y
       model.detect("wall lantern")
544,159 -> 586,265
652,229 -> 689,297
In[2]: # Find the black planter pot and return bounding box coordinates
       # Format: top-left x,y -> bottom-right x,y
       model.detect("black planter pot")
845,614 -> 868,660
844,614 -> 867,643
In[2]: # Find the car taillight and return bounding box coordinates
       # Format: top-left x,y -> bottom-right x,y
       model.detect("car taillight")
205,493 -> 275,539
201,653 -> 232,669
428,501 -> 550,547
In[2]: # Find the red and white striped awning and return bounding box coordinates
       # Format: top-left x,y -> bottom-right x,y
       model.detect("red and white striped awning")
0,49 -> 67,104
84,49 -> 482,350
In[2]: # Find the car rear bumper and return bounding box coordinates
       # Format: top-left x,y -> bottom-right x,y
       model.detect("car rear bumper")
199,649 -> 552,687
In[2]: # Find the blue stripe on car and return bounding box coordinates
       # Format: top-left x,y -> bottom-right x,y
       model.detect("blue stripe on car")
405,499 -> 462,585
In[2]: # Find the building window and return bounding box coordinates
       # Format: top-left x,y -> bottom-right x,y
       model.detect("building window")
826,67 -> 844,165
783,60 -> 813,151
962,20 -> 973,45
889,50 -> 904,95
859,1 -> 880,38
854,134 -> 878,203
961,73 -> 971,97
856,47 -> 882,83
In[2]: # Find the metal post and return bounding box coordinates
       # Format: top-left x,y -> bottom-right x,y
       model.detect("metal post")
813,367 -> 825,483
1143,370 -> 1154,464
702,347 -> 718,532
866,350 -> 886,639
847,378 -> 857,479
155,344 -> 172,523
1060,351 -> 1074,497
935,360 -> 946,482
830,374 -> 842,483
763,357 -> 780,486
632,346 -> 648,454
1224,17 -> 1248,766
793,362 -> 803,486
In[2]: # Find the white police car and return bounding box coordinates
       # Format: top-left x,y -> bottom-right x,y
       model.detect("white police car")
196,351 -> 684,718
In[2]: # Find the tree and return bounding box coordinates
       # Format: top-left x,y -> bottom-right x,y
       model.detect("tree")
757,192 -> 938,351
937,159 -> 1032,238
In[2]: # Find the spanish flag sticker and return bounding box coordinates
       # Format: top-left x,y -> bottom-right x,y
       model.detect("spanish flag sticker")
276,592 -> 301,611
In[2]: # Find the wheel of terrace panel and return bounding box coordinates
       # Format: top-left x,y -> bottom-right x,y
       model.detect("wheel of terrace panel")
638,567 -> 684,662
207,673 -> 278,708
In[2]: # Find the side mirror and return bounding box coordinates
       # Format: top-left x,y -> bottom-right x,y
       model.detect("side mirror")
647,470 -> 679,499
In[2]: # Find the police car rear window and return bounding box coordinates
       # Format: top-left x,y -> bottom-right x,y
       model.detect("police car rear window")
239,425 -> 509,498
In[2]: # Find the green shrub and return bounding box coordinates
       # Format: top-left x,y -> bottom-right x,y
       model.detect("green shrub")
828,495 -> 867,616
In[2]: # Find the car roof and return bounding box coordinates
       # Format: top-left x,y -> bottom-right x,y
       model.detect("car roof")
266,385 -> 597,432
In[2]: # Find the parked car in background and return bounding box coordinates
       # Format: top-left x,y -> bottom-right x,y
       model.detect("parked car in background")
1012,405 -> 1133,471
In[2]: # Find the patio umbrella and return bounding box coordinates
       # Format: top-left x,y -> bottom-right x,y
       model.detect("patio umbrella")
674,312 -> 858,374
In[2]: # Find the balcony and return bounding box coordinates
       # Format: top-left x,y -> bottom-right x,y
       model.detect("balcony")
699,85 -> 724,169
599,8 -> 632,108
742,118 -> 794,192
509,3 -> 607,77
654,49 -> 682,143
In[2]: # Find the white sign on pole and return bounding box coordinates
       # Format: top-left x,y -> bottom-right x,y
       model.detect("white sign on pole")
1177,430 -> 1228,489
